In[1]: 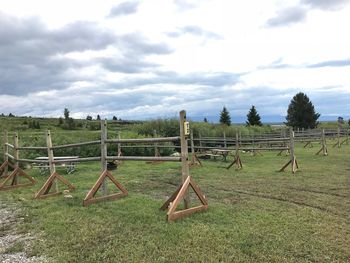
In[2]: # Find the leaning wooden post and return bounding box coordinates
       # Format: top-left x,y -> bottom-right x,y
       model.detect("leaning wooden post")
223,131 -> 227,148
153,130 -> 160,157
279,128 -> 298,173
101,120 -> 108,195
179,110 -> 190,209
117,131 -> 122,157
2,130 -> 9,177
198,133 -> 203,152
45,130 -> 58,192
321,129 -> 328,155
337,128 -> 341,148
13,132 -> 20,184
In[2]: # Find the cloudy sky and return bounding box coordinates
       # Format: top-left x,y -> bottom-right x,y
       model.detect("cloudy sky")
0,0 -> 349,122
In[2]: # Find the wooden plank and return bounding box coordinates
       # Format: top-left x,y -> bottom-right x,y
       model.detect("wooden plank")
83,192 -> 127,206
105,137 -> 180,144
168,205 -> 208,221
179,110 -> 190,209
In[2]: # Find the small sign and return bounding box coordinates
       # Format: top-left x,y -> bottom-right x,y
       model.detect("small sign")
184,122 -> 190,136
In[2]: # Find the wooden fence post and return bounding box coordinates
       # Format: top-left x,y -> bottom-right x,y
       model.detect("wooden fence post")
226,132 -> 243,170
2,130 -> 9,177
46,130 -> 58,192
223,131 -> 227,148
101,120 -> 108,195
179,110 -> 190,209
153,130 -> 160,157
190,130 -> 201,166
13,132 -> 19,184
117,131 -> 122,157
279,128 -> 298,173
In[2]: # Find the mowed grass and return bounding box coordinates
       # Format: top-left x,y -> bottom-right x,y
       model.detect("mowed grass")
1,140 -> 350,263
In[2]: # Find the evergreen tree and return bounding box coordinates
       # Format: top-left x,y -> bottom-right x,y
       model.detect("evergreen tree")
64,108 -> 70,120
285,92 -> 320,129
246,106 -> 262,126
96,114 -> 101,120
203,117 -> 208,123
86,115 -> 92,121
113,116 -> 118,121
219,106 -> 231,126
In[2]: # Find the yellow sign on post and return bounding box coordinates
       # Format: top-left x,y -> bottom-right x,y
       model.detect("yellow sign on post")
184,121 -> 190,136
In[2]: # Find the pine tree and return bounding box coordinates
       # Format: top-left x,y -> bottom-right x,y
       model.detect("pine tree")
96,115 -> 101,120
203,117 -> 208,123
219,106 -> 231,126
285,92 -> 320,129
246,106 -> 262,126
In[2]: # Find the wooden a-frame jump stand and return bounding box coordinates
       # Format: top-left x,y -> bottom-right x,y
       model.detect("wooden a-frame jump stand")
279,129 -> 299,174
315,129 -> 328,156
160,111 -> 208,221
226,133 -> 243,170
0,131 -> 36,190
34,131 -> 75,198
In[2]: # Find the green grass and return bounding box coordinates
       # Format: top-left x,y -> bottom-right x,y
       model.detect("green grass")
0,141 -> 349,262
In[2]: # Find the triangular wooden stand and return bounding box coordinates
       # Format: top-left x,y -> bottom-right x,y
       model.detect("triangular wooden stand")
279,156 -> 298,174
34,172 -> 75,199
303,141 -> 313,148
160,176 -> 208,222
189,152 -> 202,167
0,161 -> 14,178
83,169 -> 128,206
315,145 -> 328,156
226,154 -> 243,170
0,166 -> 36,190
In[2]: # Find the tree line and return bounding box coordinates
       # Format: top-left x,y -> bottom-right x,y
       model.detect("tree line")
217,92 -> 328,129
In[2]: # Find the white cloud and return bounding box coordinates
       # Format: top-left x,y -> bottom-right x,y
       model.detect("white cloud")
0,0 -> 349,121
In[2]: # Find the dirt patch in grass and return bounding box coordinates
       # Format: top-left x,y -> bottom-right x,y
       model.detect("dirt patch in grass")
0,203 -> 46,263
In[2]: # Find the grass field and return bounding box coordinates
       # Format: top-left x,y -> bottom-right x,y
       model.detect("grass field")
0,140 -> 349,262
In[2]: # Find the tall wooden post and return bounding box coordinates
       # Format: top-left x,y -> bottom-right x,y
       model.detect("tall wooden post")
46,130 -> 58,192
290,128 -> 295,159
153,130 -> 160,157
198,133 -> 203,152
13,132 -> 19,184
179,110 -> 190,209
223,131 -> 227,148
337,128 -> 340,148
322,129 -> 328,155
101,120 -> 108,195
190,130 -> 195,155
235,133 -> 239,156
117,131 -> 122,157
2,130 -> 9,177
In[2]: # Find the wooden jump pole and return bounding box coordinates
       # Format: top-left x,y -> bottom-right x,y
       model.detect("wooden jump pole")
101,120 -> 108,195
189,130 -> 202,167
316,129 -> 328,156
13,133 -> 19,185
1,130 -> 9,177
153,130 -> 161,157
226,133 -> 242,170
223,131 -> 227,148
117,131 -> 122,157
46,130 -> 58,192
180,111 -> 190,209
279,128 -> 298,173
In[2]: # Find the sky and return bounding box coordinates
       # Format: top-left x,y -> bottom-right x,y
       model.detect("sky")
0,0 -> 350,122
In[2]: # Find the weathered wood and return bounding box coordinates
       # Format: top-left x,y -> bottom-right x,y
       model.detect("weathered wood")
51,140 -> 101,149
34,172 -> 75,199
165,176 -> 208,221
2,131 -> 9,178
5,143 -> 14,148
179,110 -> 190,209
0,167 -> 36,190
17,146 -> 47,150
83,169 -> 128,206
100,120 -> 108,195
13,133 -> 19,185
46,130 -> 58,192
106,156 -> 180,162
105,137 -> 180,144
